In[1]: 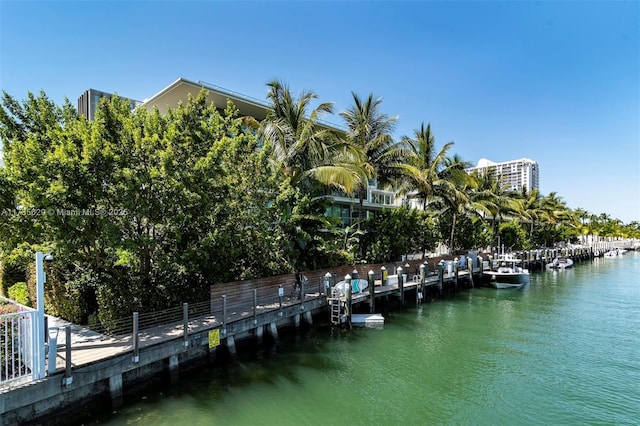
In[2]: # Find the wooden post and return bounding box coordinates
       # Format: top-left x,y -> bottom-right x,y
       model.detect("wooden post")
368,269 -> 375,313
345,274 -> 352,329
467,257 -> 474,288
418,263 -> 426,304
438,261 -> 444,297
324,272 -> 332,296
222,295 -> 227,336
300,274 -> 305,310
278,285 -> 283,316
398,266 -> 404,307
253,289 -> 258,324
454,258 -> 459,291
381,266 -> 387,286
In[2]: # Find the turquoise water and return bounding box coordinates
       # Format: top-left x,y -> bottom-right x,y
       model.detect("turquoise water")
97,252 -> 640,425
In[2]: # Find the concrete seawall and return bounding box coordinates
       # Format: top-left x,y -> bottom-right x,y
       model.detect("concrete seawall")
1,299 -> 326,425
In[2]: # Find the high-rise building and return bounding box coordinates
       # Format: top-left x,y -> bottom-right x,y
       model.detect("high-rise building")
467,158 -> 539,192
77,88 -> 140,121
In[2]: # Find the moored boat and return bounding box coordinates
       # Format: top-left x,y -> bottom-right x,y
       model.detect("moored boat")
604,249 -> 624,258
484,254 -> 530,289
547,257 -> 573,270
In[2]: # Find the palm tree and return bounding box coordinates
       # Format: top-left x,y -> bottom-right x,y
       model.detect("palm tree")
568,207 -> 590,245
519,187 -> 543,238
261,80 -> 360,193
339,92 -> 401,228
395,122 -> 454,210
260,80 -> 362,269
539,192 -> 570,228
433,155 -> 491,254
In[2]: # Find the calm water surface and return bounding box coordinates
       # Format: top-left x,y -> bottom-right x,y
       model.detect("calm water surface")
97,252 -> 640,425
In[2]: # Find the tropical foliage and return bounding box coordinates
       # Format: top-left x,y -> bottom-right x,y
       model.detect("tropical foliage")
0,84 -> 637,327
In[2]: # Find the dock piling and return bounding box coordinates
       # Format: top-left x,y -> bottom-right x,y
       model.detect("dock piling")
169,354 -> 179,384
397,267 -> 404,307
62,325 -> 73,387
109,374 -> 124,408
222,295 -> 227,336
438,261 -> 444,297
132,312 -> 139,363
368,270 -> 375,313
182,303 -> 189,348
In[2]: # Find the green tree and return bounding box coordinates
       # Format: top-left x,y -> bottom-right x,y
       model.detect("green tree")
359,207 -> 436,263
0,89 -> 290,327
497,221 -> 530,251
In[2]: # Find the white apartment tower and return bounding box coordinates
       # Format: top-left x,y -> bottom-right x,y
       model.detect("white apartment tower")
468,158 -> 539,192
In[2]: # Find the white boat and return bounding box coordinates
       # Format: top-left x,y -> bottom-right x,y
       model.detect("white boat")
547,257 -> 573,270
484,254 -> 530,289
332,278 -> 368,296
604,249 -> 623,258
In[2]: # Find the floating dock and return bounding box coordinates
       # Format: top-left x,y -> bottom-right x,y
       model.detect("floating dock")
351,313 -> 385,328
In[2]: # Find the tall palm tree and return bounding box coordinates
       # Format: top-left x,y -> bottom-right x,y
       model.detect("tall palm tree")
339,92 -> 400,228
395,122 -> 454,210
568,207 -> 590,244
261,80 -> 360,193
260,80 -> 363,269
519,187 -> 543,238
472,171 -> 526,250
433,155 -> 491,254
539,192 -> 569,227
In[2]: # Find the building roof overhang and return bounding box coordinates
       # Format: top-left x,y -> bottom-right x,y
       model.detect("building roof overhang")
141,77 -> 270,120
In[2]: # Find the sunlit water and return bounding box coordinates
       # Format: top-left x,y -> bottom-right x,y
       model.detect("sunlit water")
94,252 -> 640,425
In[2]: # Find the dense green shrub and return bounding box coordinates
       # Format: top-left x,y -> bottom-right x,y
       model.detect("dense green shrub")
7,281 -> 29,306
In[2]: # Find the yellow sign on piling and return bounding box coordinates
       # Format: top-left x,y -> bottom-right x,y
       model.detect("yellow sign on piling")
208,329 -> 220,348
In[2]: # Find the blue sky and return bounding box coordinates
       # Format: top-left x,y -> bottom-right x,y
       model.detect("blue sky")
1,0 -> 639,223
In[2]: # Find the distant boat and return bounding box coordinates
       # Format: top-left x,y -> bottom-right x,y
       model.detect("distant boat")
484,253 -> 530,289
547,257 -> 574,270
604,249 -> 625,258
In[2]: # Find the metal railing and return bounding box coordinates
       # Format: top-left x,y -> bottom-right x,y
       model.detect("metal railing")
1,300 -> 37,386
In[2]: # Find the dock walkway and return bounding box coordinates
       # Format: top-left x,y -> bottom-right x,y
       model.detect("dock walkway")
38,266 -> 477,372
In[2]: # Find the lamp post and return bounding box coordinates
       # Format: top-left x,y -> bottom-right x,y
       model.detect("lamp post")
35,252 -> 50,379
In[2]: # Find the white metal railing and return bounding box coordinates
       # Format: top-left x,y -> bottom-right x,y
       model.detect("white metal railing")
1,304 -> 37,386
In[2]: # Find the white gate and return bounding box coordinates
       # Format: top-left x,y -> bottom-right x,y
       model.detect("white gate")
1,302 -> 37,387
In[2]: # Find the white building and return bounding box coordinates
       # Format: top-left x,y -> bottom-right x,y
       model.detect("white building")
467,158 -> 539,192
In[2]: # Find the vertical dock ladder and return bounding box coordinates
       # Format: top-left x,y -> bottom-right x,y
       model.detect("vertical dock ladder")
328,287 -> 346,325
